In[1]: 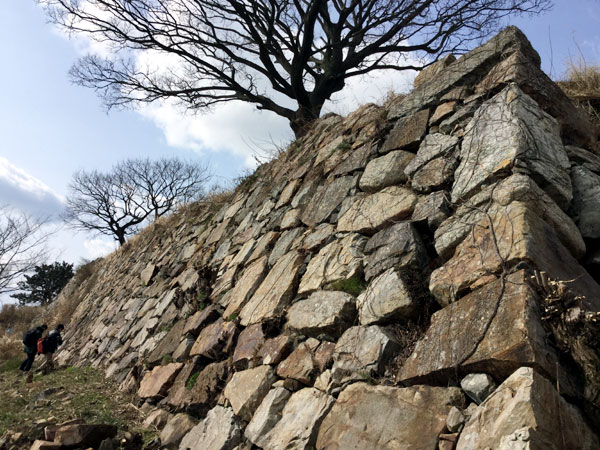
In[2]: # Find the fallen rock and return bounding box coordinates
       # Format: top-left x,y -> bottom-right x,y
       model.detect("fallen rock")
356,268 -> 415,325
316,382 -> 464,450
223,365 -> 276,421
446,406 -> 466,433
138,363 -> 184,399
337,186 -> 417,234
258,388 -> 335,450
286,291 -> 357,339
244,387 -> 291,448
178,406 -> 242,450
460,373 -> 497,404
54,424 -> 118,449
456,367 -> 599,450
239,251 -> 304,325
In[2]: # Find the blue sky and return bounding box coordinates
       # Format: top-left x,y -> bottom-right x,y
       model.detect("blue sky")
1,0 -> 600,303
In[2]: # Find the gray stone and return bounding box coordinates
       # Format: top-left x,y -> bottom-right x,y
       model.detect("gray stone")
380,109 -> 430,153
414,54 -> 457,88
460,373 -> 497,404
357,268 -> 415,325
286,291 -> 357,339
359,150 -> 414,192
239,251 -> 304,326
452,84 -> 571,209
269,228 -> 304,267
244,387 -> 291,447
298,234 -> 366,295
178,406 -> 242,450
258,388 -> 335,450
332,325 -> 400,376
446,406 -> 466,433
316,382 -> 464,450
223,256 -> 268,318
223,365 -> 276,421
364,222 -> 428,281
301,175 -> 358,227
404,133 -> 459,178
160,413 -> 196,449
411,154 -> 459,193
411,191 -> 452,230
337,186 -> 417,234
456,367 -> 599,450
571,165 -> 600,239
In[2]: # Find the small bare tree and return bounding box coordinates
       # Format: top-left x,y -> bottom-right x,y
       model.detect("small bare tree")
0,207 -> 50,294
65,157 -> 210,245
42,0 -> 551,137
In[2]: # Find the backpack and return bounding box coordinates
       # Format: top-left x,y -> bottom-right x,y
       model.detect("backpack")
37,337 -> 46,354
23,329 -> 38,347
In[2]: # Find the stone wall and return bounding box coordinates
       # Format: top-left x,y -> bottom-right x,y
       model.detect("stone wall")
54,27 -> 600,450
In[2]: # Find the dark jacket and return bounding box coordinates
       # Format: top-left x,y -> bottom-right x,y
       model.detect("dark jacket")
44,329 -> 63,353
23,327 -> 44,354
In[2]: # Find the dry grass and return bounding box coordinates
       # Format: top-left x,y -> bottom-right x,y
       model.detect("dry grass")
559,60 -> 600,129
0,304 -> 44,362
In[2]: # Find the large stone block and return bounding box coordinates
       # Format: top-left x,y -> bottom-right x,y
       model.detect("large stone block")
359,150 -> 414,192
452,84 -> 571,209
178,406 -> 242,450
239,251 -> 304,325
138,363 -> 184,399
257,388 -> 335,450
357,268 -> 415,325
316,382 -> 464,450
456,367 -> 599,450
300,175 -> 358,227
337,187 -> 417,234
245,387 -> 291,447
223,365 -> 276,421
189,319 -> 237,360
222,256 -> 268,318
380,109 -> 430,153
400,272 -> 569,389
286,291 -> 357,339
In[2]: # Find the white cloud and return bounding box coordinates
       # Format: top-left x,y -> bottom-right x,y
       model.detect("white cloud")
83,238 -> 117,259
0,157 -> 65,220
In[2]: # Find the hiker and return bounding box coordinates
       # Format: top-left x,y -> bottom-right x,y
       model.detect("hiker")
19,324 -> 47,381
37,324 -> 64,375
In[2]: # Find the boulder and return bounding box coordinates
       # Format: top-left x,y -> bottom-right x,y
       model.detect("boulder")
570,165 -> 600,239
222,256 -> 269,318
456,367 -> 599,450
141,263 -> 158,286
357,268 -> 415,325
452,84 -> 571,209
30,441 -> 62,450
276,338 -> 321,385
223,365 -> 276,421
298,234 -> 366,294
380,109 -> 430,153
147,320 -> 187,366
316,382 -> 464,450
189,319 -> 237,360
364,222 -> 428,281
337,187 -> 417,234
399,271 -> 570,392
430,100 -> 458,124
411,155 -> 458,193
239,251 -> 304,325
160,413 -> 196,449
143,408 -> 170,429
257,335 -> 293,365
446,406 -> 466,433
178,406 -> 242,450
301,175 -> 358,227
332,325 -> 400,376
257,388 -> 335,450
286,291 -> 357,339
359,150 -> 414,192
138,363 -> 184,399
232,324 -> 266,369
54,424 -> 118,448
245,387 -> 291,447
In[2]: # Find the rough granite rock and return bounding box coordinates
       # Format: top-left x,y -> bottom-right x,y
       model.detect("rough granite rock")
189,319 -> 237,360
257,388 -> 335,450
456,367 -> 599,450
357,268 -> 415,325
337,186 -> 417,234
138,363 -> 184,399
178,406 -> 242,450
298,234 -> 366,294
239,251 -> 304,325
452,84 -> 572,209
223,365 -> 276,422
286,291 -> 357,339
222,256 -> 269,318
276,338 -> 321,385
232,324 -> 265,369
404,133 -> 459,178
316,382 -> 464,450
359,150 -> 414,192
244,387 -> 291,448
570,165 -> 600,239
411,191 -> 452,231
380,109 -> 430,153
301,175 -> 358,227
460,373 -> 497,404
160,413 -> 196,449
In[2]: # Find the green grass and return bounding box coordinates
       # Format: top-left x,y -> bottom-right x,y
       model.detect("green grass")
329,274 -> 367,296
186,371 -> 200,390
0,357 -> 21,373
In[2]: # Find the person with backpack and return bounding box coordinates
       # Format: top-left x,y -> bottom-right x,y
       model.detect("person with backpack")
19,324 -> 47,381
37,324 -> 65,375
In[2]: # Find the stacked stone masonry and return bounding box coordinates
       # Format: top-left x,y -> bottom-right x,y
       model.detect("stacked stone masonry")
54,26 -> 600,449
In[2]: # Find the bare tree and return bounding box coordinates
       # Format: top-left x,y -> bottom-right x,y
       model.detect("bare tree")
65,157 -> 210,245
42,0 -> 551,137
0,207 -> 50,294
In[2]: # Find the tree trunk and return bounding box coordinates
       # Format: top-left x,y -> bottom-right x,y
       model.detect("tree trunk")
116,230 -> 126,246
290,103 -> 323,138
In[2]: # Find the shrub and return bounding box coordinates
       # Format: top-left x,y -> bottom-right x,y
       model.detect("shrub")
558,60 -> 600,129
